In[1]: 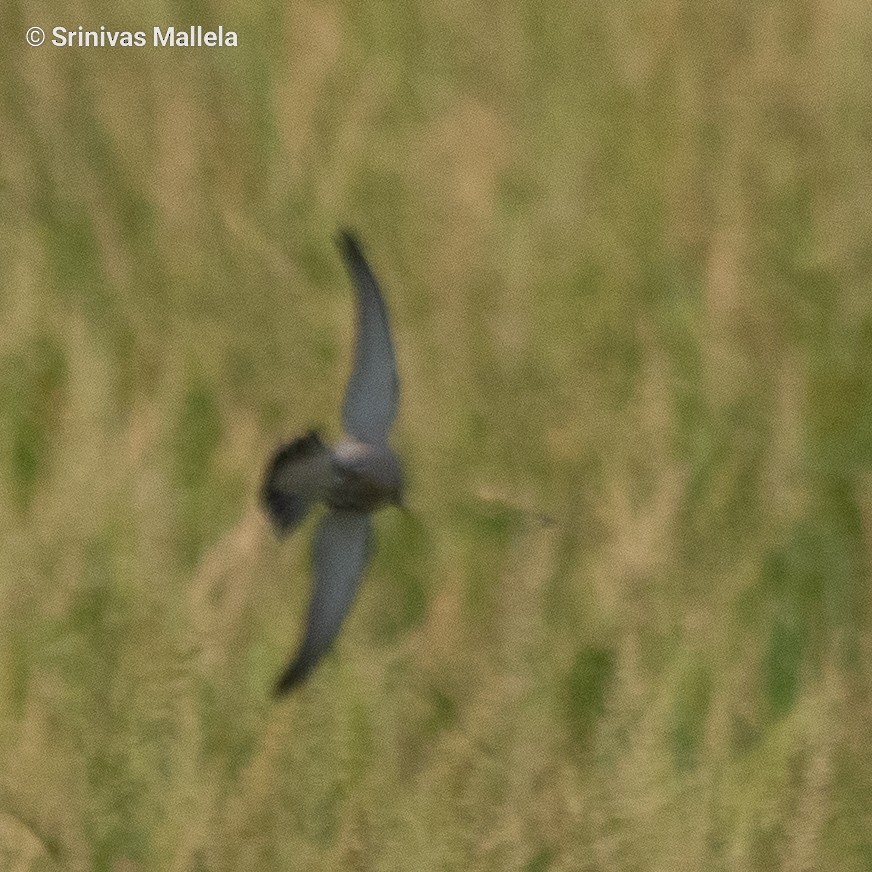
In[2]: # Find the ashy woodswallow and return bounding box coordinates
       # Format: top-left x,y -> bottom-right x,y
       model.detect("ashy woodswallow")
262,231 -> 404,695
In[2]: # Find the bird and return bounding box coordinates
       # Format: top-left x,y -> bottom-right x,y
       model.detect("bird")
261,231 -> 404,695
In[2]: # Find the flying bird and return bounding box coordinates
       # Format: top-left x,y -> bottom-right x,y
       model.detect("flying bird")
262,232 -> 404,695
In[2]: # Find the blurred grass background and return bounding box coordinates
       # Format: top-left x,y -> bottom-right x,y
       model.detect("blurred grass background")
1,0 -> 871,869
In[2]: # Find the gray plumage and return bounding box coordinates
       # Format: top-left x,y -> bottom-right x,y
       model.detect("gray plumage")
340,233 -> 399,446
262,232 -> 404,695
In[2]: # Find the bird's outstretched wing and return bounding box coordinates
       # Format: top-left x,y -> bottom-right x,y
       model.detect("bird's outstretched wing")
274,510 -> 374,694
338,232 -> 399,445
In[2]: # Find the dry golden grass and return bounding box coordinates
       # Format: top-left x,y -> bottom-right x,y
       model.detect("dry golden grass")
1,1 -> 871,869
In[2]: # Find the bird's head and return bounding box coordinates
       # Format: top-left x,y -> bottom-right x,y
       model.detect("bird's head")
382,452 -> 405,508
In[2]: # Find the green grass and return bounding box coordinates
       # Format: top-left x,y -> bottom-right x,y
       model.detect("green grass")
1,1 -> 871,869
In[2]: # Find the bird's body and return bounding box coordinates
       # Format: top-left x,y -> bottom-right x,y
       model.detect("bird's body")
262,232 -> 404,695
328,437 -> 404,512
262,433 -> 402,525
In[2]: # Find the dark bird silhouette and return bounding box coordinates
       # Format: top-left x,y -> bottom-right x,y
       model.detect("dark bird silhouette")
262,232 -> 404,695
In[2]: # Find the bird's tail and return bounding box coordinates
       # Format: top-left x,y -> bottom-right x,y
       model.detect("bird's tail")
261,430 -> 333,535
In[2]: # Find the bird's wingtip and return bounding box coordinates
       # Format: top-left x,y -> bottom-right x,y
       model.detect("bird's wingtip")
336,229 -> 364,262
273,657 -> 311,697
